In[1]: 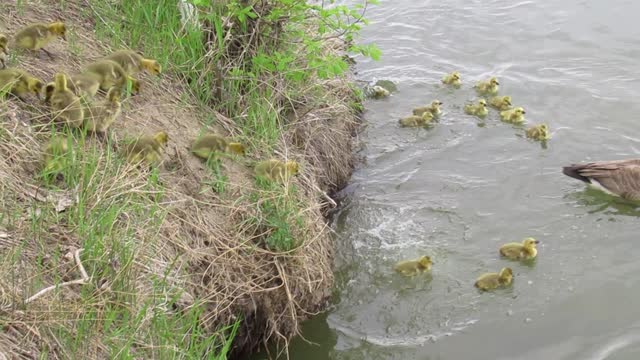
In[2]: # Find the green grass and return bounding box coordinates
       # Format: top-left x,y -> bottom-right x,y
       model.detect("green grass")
252,178 -> 305,252
15,126 -> 239,359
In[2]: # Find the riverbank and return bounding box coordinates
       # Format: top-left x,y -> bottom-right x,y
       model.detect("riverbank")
0,0 -> 367,357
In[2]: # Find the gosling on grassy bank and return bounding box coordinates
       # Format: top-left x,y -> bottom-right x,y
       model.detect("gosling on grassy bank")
41,136 -> 69,176
103,49 -> 162,75
191,134 -> 245,160
500,238 -> 539,261
464,99 -> 488,117
83,60 -> 129,91
393,255 -> 433,277
489,95 -> 512,111
50,73 -> 84,128
562,159 -> 640,201
0,68 -> 43,101
13,22 -> 66,59
442,71 -> 461,87
83,87 -> 122,135
0,34 -> 8,69
413,100 -> 443,117
399,112 -> 434,128
475,267 -> 513,291
124,131 -> 169,166
525,124 -> 550,141
475,77 -> 499,95
254,159 -> 299,182
500,107 -> 526,124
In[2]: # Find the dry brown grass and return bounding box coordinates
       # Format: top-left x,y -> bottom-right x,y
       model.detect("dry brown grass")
0,1 -> 360,358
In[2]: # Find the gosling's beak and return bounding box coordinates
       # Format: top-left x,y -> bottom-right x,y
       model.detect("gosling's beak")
522,111 -> 526,114
62,34 -> 67,41
439,101 -> 443,105
495,81 -> 500,85
534,240 -> 540,244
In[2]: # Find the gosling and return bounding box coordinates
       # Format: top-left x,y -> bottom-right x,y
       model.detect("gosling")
399,112 -> 434,128
191,134 -> 246,160
370,85 -> 390,99
13,22 -> 66,59
500,107 -> 526,124
254,159 -> 299,182
0,34 -> 8,69
83,87 -> 122,135
103,49 -> 162,75
413,100 -> 443,117
83,60 -> 129,91
441,71 -> 461,87
41,136 -> 69,176
475,267 -> 513,291
124,131 -> 169,166
500,238 -> 539,261
464,99 -> 488,117
489,95 -> 512,111
475,77 -> 499,95
0,68 -> 43,101
525,124 -> 550,141
49,73 -> 84,128
393,255 -> 433,277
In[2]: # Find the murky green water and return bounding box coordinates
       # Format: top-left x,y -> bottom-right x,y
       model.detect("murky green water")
267,1 -> 640,359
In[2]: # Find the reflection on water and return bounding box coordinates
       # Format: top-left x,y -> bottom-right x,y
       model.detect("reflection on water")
280,0 -> 640,359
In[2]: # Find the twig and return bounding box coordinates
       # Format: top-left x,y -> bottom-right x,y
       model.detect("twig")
25,249 -> 90,304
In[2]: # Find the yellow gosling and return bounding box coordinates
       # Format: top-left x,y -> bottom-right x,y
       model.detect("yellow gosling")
393,255 -> 433,277
500,238 -> 539,261
475,267 -> 513,291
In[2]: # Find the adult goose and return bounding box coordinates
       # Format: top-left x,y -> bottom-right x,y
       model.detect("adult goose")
562,160 -> 640,201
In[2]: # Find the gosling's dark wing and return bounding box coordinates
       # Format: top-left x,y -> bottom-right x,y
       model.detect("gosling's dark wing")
563,159 -> 640,200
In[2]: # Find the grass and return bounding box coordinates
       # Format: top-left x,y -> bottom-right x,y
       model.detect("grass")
2,125 -> 238,358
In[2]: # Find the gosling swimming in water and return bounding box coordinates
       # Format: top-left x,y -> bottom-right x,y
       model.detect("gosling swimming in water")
500,107 -> 526,124
475,77 -> 499,95
413,100 -> 442,118
525,124 -> 550,141
499,238 -> 539,261
441,71 -> 461,87
464,99 -> 488,118
398,112 -> 434,128
394,255 -> 433,277
489,95 -> 512,111
475,267 -> 513,291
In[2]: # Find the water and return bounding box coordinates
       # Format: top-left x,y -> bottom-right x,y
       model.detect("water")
282,1 -> 640,359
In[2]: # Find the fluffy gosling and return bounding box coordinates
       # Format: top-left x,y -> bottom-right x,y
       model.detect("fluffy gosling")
0,34 -> 8,69
399,111 -> 434,128
254,159 -> 299,182
50,73 -> 84,128
83,60 -> 129,91
500,238 -> 539,261
525,124 -> 550,141
103,49 -> 162,75
13,22 -> 66,59
475,267 -> 513,291
441,71 -> 461,87
500,107 -> 526,124
393,255 -> 433,277
191,134 -> 246,160
124,131 -> 169,166
489,95 -> 512,111
0,68 -> 43,101
464,99 -> 488,117
475,77 -> 499,95
413,100 -> 443,117
83,87 -> 122,134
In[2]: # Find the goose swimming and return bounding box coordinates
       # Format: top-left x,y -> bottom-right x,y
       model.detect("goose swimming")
562,160 -> 640,200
